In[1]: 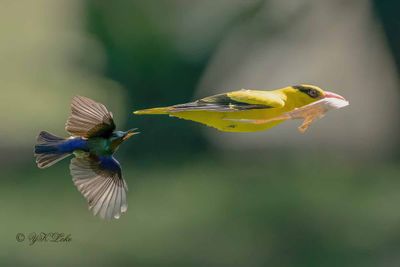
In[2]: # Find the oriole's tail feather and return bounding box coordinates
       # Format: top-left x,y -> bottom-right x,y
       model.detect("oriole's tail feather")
34,131 -> 70,169
134,107 -> 170,115
133,101 -> 228,114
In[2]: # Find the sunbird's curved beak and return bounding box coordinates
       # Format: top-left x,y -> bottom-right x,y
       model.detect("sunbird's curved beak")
324,91 -> 346,100
123,128 -> 140,141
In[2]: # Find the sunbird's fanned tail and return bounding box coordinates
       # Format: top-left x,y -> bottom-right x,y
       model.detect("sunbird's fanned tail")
34,131 -> 70,169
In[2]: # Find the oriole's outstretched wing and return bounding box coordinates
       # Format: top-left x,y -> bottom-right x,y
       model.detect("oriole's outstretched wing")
70,155 -> 128,220
167,89 -> 285,112
65,96 -> 115,138
225,89 -> 285,107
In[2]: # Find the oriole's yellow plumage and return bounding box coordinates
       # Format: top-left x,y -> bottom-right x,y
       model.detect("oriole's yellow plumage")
134,85 -> 343,132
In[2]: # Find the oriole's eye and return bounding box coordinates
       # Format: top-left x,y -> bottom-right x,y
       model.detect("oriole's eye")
293,85 -> 320,98
308,89 -> 319,98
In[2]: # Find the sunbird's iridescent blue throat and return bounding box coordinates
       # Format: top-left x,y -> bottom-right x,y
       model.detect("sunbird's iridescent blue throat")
134,84 -> 347,132
34,96 -> 138,220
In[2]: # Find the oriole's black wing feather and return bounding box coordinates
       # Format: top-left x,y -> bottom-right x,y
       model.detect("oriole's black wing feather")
70,155 -> 128,220
65,96 -> 116,138
170,93 -> 271,112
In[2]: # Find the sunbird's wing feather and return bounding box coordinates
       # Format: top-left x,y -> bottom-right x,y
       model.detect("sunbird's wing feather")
66,96 -> 116,138
169,90 -> 284,112
70,155 -> 128,220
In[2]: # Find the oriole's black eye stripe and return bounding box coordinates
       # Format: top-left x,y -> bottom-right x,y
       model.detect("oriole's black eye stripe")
293,85 -> 320,98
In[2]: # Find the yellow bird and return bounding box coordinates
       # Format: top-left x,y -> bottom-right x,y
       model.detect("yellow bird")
134,85 -> 346,132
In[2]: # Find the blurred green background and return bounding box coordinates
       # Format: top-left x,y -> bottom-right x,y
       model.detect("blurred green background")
2,0 -> 400,266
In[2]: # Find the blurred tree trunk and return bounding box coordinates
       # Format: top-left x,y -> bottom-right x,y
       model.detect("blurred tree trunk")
373,0 -> 400,155
84,0 -> 263,158
373,0 -> 400,75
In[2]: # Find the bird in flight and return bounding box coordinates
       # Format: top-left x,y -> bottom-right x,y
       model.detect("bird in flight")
134,84 -> 348,133
34,96 -> 138,220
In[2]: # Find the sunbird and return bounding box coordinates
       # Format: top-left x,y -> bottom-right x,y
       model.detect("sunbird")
34,96 -> 138,220
134,84 -> 347,132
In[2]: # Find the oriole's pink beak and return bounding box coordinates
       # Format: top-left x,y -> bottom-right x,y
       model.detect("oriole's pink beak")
324,91 -> 346,100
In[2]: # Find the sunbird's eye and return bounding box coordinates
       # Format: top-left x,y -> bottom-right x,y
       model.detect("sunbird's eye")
308,89 -> 319,98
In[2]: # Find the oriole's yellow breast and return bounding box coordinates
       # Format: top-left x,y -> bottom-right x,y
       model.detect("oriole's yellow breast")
169,103 -> 293,132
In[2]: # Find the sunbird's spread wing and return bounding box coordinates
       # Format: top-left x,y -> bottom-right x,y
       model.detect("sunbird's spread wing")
66,96 -> 116,138
70,155 -> 128,220
168,89 -> 285,112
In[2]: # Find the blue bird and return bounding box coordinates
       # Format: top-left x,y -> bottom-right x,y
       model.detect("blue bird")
34,96 -> 138,220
